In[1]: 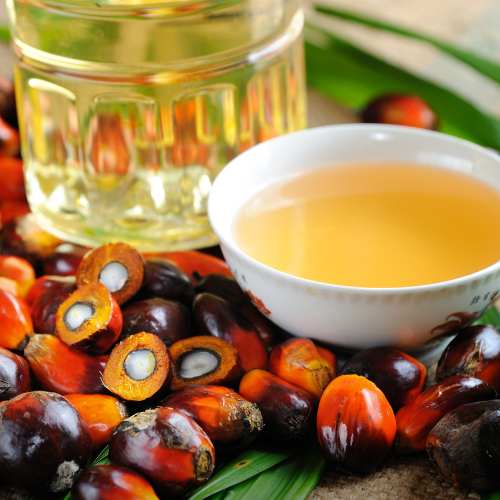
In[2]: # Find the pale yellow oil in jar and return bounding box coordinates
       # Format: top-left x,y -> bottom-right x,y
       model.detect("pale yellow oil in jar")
7,0 -> 307,250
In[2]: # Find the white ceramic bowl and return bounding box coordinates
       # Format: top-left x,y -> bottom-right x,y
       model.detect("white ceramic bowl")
208,124 -> 500,352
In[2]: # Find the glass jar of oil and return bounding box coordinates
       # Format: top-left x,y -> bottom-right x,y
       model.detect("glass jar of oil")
6,0 -> 306,251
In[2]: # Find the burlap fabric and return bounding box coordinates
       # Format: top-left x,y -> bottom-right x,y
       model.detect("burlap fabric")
0,0 -> 498,498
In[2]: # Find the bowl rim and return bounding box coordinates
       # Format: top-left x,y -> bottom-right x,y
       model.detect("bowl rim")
208,123 -> 500,295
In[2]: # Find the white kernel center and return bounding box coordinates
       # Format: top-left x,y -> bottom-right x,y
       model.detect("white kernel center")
180,351 -> 218,379
124,349 -> 156,381
99,261 -> 128,293
65,303 -> 93,330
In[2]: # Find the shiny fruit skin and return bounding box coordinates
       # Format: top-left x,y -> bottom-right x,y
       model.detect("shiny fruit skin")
30,276 -> 77,333
361,93 -> 438,129
26,274 -> 76,306
269,338 -> 336,403
65,394 -> 129,451
193,293 -> 268,372
0,288 -> 32,350
24,334 -> 108,395
43,243 -> 89,277
109,407 -> 215,498
239,369 -> 315,444
395,375 -> 496,454
138,257 -> 195,306
0,391 -> 92,497
0,255 -> 35,297
437,324 -> 500,391
162,384 -> 264,454
148,251 -> 232,284
317,374 -> 396,474
121,298 -> 191,347
72,465 -> 159,500
426,400 -> 500,492
0,346 -> 30,401
340,347 -> 426,411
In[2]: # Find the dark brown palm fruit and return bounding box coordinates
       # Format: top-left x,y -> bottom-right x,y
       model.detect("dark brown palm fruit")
24,334 -> 108,395
72,465 -> 160,500
0,391 -> 92,497
138,257 -> 195,306
65,394 -> 129,451
161,384 -> 264,454
109,407 -> 215,498
0,213 -> 63,275
0,346 -> 30,401
340,347 -> 426,411
239,369 -> 315,444
121,298 -> 191,347
31,276 -> 76,333
150,250 -> 232,283
268,338 -> 337,404
55,282 -> 123,353
395,375 -> 496,454
193,293 -> 268,372
76,242 -> 144,305
43,243 -> 89,277
361,93 -> 438,130
169,335 -> 243,390
195,274 -> 281,350
426,400 -> 500,492
317,375 -> 397,474
26,274 -> 75,306
102,332 -> 174,402
436,324 -> 500,392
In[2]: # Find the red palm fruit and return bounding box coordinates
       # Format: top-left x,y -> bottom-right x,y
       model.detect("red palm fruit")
395,375 -> 496,454
30,276 -> 76,333
0,346 -> 30,401
102,332 -> 174,402
317,374 -> 396,474
268,338 -> 337,403
148,250 -> 232,284
56,282 -> 122,353
361,93 -> 438,130
340,347 -> 426,411
0,200 -> 31,225
0,255 -> 35,297
76,242 -> 144,305
169,335 -> 243,390
43,243 -> 89,277
26,275 -> 74,305
65,394 -> 128,451
239,369 -> 315,444
109,407 -> 215,498
0,288 -> 32,350
193,293 -> 267,372
24,334 -> 108,395
72,465 -> 159,500
0,391 -> 92,497
0,276 -> 22,298
161,385 -> 264,454
0,158 -> 24,203
436,324 -> 500,391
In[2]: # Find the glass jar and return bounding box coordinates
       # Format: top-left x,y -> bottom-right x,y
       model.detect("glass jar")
6,0 -> 307,250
